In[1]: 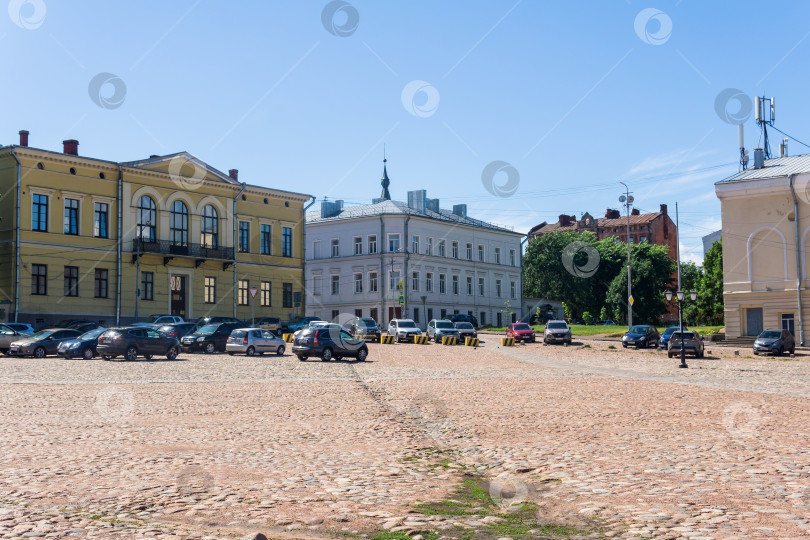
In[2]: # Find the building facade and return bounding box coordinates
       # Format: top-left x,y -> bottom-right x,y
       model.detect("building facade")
715,153 -> 810,343
0,131 -> 311,327
305,189 -> 524,329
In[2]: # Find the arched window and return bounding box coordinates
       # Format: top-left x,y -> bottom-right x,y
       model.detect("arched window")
170,200 -> 189,246
137,196 -> 156,242
201,204 -> 218,248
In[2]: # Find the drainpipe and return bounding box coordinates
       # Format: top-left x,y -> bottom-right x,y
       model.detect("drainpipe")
10,148 -> 21,323
520,235 -> 528,322
116,165 -> 123,326
233,182 -> 246,318
301,196 -> 317,316
789,175 -> 805,345
379,215 -> 385,324
403,215 -> 410,319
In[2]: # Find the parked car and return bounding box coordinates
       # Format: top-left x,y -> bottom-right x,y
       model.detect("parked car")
658,326 -> 684,350
3,323 -> 35,336
427,319 -> 460,342
454,322 -> 477,340
252,317 -> 281,333
344,317 -> 382,341
132,315 -> 184,327
387,319 -> 422,342
226,328 -> 286,356
287,317 -> 323,333
154,322 -> 198,340
293,320 -> 334,340
506,322 -> 535,343
753,329 -> 795,356
292,326 -> 369,362
450,313 -> 479,328
0,324 -> 27,354
57,327 -> 107,359
180,322 -> 241,353
52,319 -> 96,329
97,327 -> 181,361
9,328 -> 83,358
543,320 -> 572,344
667,330 -> 704,358
599,320 -> 617,326
194,316 -> 242,328
621,325 -> 660,349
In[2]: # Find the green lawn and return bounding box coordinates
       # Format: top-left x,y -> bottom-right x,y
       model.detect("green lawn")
482,324 -> 723,337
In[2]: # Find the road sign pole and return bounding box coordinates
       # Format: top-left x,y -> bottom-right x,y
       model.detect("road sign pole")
248,287 -> 259,324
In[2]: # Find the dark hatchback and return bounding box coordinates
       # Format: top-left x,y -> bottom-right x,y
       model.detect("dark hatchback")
293,326 -> 369,362
345,317 -> 382,341
9,328 -> 83,357
97,327 -> 180,361
753,329 -> 795,356
155,323 -> 198,340
181,322 -> 241,353
57,327 -> 107,359
621,325 -> 660,348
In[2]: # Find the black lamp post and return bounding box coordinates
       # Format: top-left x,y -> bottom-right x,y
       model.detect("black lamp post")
666,289 -> 697,368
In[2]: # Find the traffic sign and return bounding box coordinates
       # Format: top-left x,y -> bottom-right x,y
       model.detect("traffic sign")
629,295 -> 634,305
398,280 -> 404,291
248,287 -> 258,299
398,294 -> 405,305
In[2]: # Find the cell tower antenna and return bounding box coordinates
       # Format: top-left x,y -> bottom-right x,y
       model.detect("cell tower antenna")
755,95 -> 776,159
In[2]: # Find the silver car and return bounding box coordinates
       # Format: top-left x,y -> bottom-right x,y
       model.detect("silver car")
226,328 -> 286,356
387,319 -> 422,342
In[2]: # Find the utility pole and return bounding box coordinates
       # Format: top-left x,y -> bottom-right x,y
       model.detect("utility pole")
619,182 -> 634,327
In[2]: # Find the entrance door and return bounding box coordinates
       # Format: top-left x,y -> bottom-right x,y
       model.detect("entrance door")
388,307 -> 402,323
782,313 -> 795,336
171,275 -> 186,318
746,308 -> 763,336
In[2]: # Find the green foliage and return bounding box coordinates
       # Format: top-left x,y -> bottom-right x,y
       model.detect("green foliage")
697,238 -> 724,325
582,311 -> 594,325
599,306 -> 609,321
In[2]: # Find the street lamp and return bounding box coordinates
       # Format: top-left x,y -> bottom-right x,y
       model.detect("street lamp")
665,289 -> 697,368
619,182 -> 634,327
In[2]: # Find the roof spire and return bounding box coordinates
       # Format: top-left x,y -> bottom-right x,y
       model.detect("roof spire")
380,145 -> 391,200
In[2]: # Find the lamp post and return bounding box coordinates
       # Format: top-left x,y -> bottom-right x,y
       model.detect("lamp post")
666,289 -> 697,368
619,183 -> 634,327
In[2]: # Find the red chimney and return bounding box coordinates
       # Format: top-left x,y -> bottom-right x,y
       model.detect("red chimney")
605,209 -> 620,219
631,208 -> 640,216
558,214 -> 574,226
19,130 -> 29,147
63,139 -> 79,156
659,203 -> 668,215
229,169 -> 238,180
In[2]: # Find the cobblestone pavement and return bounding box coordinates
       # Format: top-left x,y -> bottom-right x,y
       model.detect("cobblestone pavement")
1,339 -> 809,539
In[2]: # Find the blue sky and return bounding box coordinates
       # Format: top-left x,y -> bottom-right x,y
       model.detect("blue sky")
3,1 -> 810,264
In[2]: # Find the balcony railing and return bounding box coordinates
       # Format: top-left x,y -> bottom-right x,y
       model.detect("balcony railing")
132,239 -> 234,260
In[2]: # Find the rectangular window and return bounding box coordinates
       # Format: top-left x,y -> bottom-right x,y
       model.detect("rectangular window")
452,241 -> 459,259
480,311 -> 486,326
452,275 -> 459,295
497,312 -> 502,327
261,281 -> 271,306
496,279 -> 502,298
511,280 -> 517,299
466,276 -> 473,295
261,224 -> 272,255
94,269 -> 108,298
332,309 -> 340,320
439,240 -> 446,257
388,233 -> 400,252
354,273 -> 363,293
413,307 -> 420,323
142,272 -> 153,300
355,308 -> 363,318
426,272 -> 433,292
31,264 -> 47,295
479,277 -> 485,296
205,277 -> 216,303
370,308 -> 378,322
368,235 -> 377,254
427,308 -> 433,321
390,271 -> 400,292
466,243 -> 473,260
64,266 -> 79,297
282,227 -> 293,257
238,280 -> 249,305
441,308 -> 447,320
478,245 -> 484,262
495,248 -> 501,264
426,237 -> 433,255
439,274 -> 446,294
354,236 -> 362,255
32,194 -> 48,232
510,249 -> 516,266
331,238 -> 340,257
331,275 -> 340,295
313,276 -> 322,296
94,202 -> 109,238
369,272 -> 378,293
640,236 -> 647,243
283,283 -> 293,308
64,198 -> 79,235
412,235 -> 419,254
412,271 -> 419,292
238,222 -> 250,252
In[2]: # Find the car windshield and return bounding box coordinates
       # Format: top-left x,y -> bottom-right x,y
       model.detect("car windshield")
628,326 -> 650,333
663,327 -> 679,335
231,330 -> 246,338
398,321 -> 417,328
436,321 -> 454,329
80,328 -> 106,339
547,322 -> 568,329
513,324 -> 531,330
358,318 -> 376,327
195,324 -> 219,335
759,330 -> 781,339
30,330 -> 56,339
672,332 -> 696,339
455,322 -> 473,329
147,315 -> 165,322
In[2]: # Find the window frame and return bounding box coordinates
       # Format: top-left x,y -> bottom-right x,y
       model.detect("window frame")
204,276 -> 216,304
31,264 -> 47,295
141,271 -> 154,300
201,205 -> 219,249
94,202 -> 109,239
282,227 -> 293,257
32,193 -> 48,232
94,268 -> 108,298
368,235 -> 377,254
238,221 -> 250,253
261,280 -> 271,306
260,224 -> 272,255
238,279 -> 250,306
63,198 -> 79,236
64,266 -> 79,297
137,196 -> 156,242
170,200 -> 189,247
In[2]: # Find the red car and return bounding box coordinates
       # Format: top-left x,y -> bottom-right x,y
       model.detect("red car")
506,322 -> 535,342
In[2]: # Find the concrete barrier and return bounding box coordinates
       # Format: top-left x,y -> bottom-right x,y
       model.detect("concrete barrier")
441,336 -> 458,345
412,335 -> 429,344
380,335 -> 395,344
464,337 -> 480,347
501,337 -> 515,347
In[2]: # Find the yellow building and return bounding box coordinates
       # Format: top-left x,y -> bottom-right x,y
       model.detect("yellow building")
0,131 -> 312,327
715,151 -> 810,344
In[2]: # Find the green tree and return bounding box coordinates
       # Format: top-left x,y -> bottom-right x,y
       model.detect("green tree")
697,239 -> 724,325
678,261 -> 703,325
604,242 -> 676,325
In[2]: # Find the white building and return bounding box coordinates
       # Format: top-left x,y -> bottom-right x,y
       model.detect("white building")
305,173 -> 523,329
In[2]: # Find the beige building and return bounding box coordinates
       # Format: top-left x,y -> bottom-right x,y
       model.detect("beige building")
715,152 -> 810,344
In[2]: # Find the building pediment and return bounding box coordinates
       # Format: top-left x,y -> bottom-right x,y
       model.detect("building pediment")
122,152 -> 240,186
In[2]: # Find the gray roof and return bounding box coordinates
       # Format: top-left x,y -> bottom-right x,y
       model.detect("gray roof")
716,153 -> 810,184
306,199 -> 521,235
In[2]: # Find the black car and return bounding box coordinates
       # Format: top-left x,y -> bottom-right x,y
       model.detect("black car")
344,317 -> 381,341
155,322 -> 198,340
293,326 -> 369,362
97,327 -> 181,361
194,316 -> 242,328
450,313 -> 479,328
753,329 -> 795,356
181,322 -> 241,353
57,327 -> 107,359
9,328 -> 83,357
621,325 -> 660,348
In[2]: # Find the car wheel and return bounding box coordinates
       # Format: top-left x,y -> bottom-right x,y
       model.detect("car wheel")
753,351 -> 758,356
246,346 -> 256,357
82,347 -> 94,360
321,348 -> 333,362
297,354 -> 307,361
357,347 -> 368,362
667,351 -> 673,358
790,346 -> 796,354
166,346 -> 179,361
33,346 -> 46,358
204,342 -> 216,354
125,346 -> 138,361
622,343 -> 627,349
698,350 -> 704,358
276,345 -> 285,356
